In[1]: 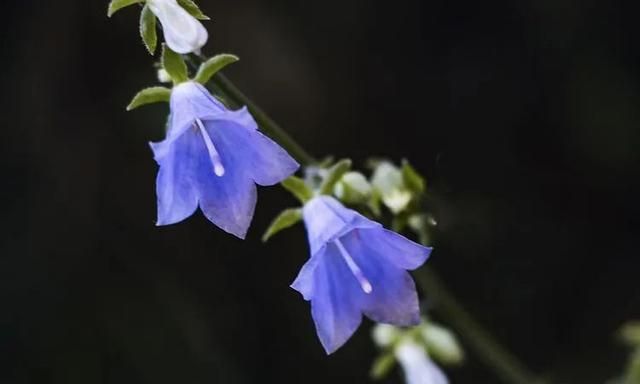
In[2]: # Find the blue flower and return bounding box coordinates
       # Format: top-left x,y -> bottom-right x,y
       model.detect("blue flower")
150,81 -> 299,238
292,196 -> 432,353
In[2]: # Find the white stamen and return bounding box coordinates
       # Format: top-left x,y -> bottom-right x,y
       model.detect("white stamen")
195,119 -> 225,177
335,239 -> 373,294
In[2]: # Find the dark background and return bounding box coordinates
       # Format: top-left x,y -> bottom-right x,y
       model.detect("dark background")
1,1 -> 639,383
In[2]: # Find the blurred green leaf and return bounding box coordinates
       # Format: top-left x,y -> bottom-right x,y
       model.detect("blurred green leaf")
107,0 -> 143,17
162,44 -> 189,84
262,208 -> 302,242
194,54 -> 239,84
319,159 -> 352,195
177,0 -> 210,20
281,176 -> 313,204
620,322 -> 640,346
127,87 -> 171,111
370,352 -> 396,380
139,4 -> 157,55
402,159 -> 426,194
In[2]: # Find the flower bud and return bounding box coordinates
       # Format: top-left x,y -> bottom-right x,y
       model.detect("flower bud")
334,171 -> 372,204
147,0 -> 208,54
371,161 -> 412,214
420,322 -> 464,365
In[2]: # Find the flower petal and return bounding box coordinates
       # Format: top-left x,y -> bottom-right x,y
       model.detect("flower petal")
308,245 -> 364,354
150,129 -> 199,225
302,196 -> 380,255
168,82 -> 226,142
395,340 -> 449,384
359,228 -> 432,270
341,229 -> 422,326
194,119 -> 257,238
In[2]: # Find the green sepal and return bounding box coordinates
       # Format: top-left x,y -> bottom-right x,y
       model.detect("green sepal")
194,54 -> 239,84
127,87 -> 171,111
162,44 -> 189,84
107,0 -> 143,17
177,0 -> 210,20
262,208 -> 302,242
370,352 -> 396,380
319,159 -> 352,195
620,322 -> 640,346
402,159 -> 426,194
281,176 -> 313,204
139,4 -> 158,55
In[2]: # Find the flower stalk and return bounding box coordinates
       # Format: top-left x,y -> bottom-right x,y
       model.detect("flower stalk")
204,64 -> 548,384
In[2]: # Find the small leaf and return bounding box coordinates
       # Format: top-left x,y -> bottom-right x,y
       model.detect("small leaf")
194,54 -> 239,84
282,176 -> 313,204
107,0 -> 143,17
402,159 -> 426,194
162,44 -> 189,84
177,0 -> 210,20
139,4 -> 157,55
370,353 -> 396,380
319,159 -> 352,195
127,87 -> 171,111
262,208 -> 302,242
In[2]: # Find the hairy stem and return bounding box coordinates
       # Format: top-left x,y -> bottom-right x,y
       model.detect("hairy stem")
208,70 -> 545,384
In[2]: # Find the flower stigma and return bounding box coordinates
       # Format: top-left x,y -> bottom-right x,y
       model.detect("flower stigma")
195,118 -> 225,177
334,238 -> 373,294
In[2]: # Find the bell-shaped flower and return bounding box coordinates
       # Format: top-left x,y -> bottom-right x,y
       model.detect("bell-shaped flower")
395,339 -> 449,384
147,0 -> 208,54
150,81 -> 299,238
292,196 -> 431,353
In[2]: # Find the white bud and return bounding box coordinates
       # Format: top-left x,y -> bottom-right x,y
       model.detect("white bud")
394,339 -> 449,384
421,323 -> 464,365
157,68 -> 172,83
147,0 -> 208,54
334,172 -> 372,204
371,161 -> 412,214
372,324 -> 400,348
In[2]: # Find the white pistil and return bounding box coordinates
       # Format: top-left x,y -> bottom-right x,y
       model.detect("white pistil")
195,119 -> 225,177
335,239 -> 373,294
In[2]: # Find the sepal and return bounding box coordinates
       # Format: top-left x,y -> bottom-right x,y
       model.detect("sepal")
195,54 -> 240,84
161,44 -> 189,84
402,159 -> 426,194
177,0 -> 210,20
281,176 -> 313,204
319,159 -> 352,195
370,352 -> 396,380
127,86 -> 171,110
140,4 -> 158,55
107,0 -> 143,17
262,208 -> 302,242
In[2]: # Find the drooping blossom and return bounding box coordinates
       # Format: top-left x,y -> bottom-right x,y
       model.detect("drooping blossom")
150,81 -> 299,238
147,0 -> 208,54
292,196 -> 431,353
395,339 -> 449,384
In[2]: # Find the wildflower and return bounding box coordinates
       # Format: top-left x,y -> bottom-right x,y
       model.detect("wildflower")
147,0 -> 208,54
150,81 -> 299,238
395,339 -> 449,384
292,196 -> 431,353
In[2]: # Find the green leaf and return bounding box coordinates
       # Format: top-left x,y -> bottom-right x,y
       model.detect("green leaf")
139,4 -> 157,55
319,159 -> 352,195
370,353 -> 396,380
161,44 -> 189,84
262,208 -> 302,242
177,0 -> 210,20
107,0 -> 143,17
127,87 -> 171,111
281,176 -> 313,204
194,54 -> 240,84
402,159 -> 426,194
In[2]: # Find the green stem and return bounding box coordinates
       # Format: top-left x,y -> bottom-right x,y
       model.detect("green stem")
415,267 -> 547,384
206,71 -> 545,384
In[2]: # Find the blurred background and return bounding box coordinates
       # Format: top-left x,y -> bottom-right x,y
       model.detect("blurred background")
1,0 -> 639,383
